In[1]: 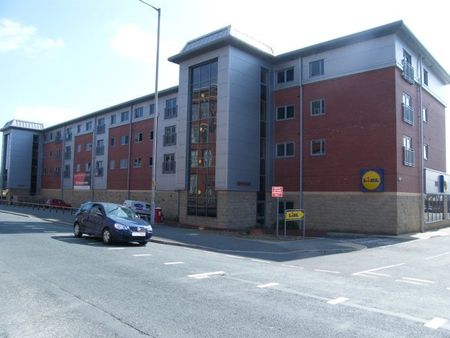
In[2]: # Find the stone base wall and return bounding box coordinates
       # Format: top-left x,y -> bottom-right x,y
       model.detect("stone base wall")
179,190 -> 257,229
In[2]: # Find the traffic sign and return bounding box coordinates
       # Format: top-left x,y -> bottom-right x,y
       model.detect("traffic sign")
285,209 -> 305,221
272,186 -> 284,198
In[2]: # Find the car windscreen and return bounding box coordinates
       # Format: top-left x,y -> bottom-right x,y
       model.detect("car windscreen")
104,204 -> 138,220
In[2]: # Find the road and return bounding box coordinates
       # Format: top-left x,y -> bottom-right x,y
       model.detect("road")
1,209 -> 450,337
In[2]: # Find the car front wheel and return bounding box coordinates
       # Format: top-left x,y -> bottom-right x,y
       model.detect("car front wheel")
74,223 -> 83,238
102,228 -> 112,244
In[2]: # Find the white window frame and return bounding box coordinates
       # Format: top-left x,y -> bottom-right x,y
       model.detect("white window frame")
310,99 -> 325,116
276,105 -> 295,121
276,142 -> 295,158
310,139 -> 326,156
309,59 -> 324,77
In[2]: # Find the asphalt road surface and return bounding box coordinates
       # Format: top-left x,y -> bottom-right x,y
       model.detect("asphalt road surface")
1,209 -> 450,337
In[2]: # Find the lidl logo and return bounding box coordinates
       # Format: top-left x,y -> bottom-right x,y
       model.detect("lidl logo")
360,168 -> 384,192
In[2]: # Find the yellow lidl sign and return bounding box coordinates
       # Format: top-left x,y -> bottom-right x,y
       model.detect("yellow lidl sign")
360,168 -> 384,192
285,209 -> 305,221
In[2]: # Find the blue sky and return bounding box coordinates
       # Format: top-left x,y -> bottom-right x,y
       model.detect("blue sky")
1,0 -> 449,163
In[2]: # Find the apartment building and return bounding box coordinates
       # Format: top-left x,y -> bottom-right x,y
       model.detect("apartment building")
2,21 -> 449,234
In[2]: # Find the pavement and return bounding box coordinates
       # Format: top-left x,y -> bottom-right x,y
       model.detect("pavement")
1,203 -> 449,260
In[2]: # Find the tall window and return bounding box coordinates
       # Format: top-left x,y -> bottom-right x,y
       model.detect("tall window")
310,99 -> 325,116
403,135 -> 414,167
165,98 -> 177,119
402,92 -> 414,125
134,107 -> 144,118
187,60 -> 218,217
163,126 -> 176,146
120,111 -> 129,122
310,139 -> 325,156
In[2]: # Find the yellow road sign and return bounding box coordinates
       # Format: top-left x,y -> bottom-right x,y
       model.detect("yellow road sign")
285,209 -> 305,221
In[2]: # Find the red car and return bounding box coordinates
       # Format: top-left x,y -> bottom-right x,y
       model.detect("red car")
46,198 -> 72,208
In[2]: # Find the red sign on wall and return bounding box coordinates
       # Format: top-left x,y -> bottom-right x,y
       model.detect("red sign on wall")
271,186 -> 284,198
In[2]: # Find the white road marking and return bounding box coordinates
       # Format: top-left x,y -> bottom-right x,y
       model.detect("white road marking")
164,261 -> 184,265
257,282 -> 279,288
402,277 -> 435,284
251,259 -> 271,264
31,227 -> 45,230
225,254 -> 245,259
395,279 -> 427,286
187,233 -> 199,236
327,297 -> 349,305
352,263 -> 405,278
424,317 -> 447,329
314,269 -> 340,274
108,247 -> 125,250
133,254 -> 152,257
425,251 -> 450,260
281,264 -> 304,269
188,271 -> 225,279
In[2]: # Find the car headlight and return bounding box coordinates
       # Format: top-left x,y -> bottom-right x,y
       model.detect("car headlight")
114,223 -> 129,230
145,225 -> 153,232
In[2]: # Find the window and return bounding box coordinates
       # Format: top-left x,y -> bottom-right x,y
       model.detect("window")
149,130 -> 154,140
110,114 -> 116,125
423,69 -> 429,86
120,135 -> 129,145
163,126 -> 176,146
96,139 -> 104,155
120,159 -> 128,169
86,121 -> 92,131
85,143 -> 92,151
54,167 -> 60,176
133,157 -> 142,168
165,98 -> 177,119
85,162 -> 91,172
403,136 -> 414,166
95,161 -> 104,176
309,59 -> 324,77
134,132 -> 143,143
76,163 -> 80,172
277,68 -> 294,84
65,128 -> 72,141
77,124 -> 81,133
162,153 -> 176,173
149,157 -> 153,166
402,50 -> 414,84
50,133 -> 53,141
120,111 -> 129,122
134,107 -> 144,118
77,144 -> 81,153
422,106 -> 428,122
276,105 -> 294,120
402,93 -> 414,124
110,137 -> 115,146
276,143 -> 295,157
310,139 -> 325,156
310,99 -> 325,116
149,103 -> 155,115
424,144 -> 429,160
64,165 -> 70,178
109,160 -> 115,170
96,118 -> 105,134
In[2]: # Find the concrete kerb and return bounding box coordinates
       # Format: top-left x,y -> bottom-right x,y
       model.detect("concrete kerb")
0,205 -> 361,254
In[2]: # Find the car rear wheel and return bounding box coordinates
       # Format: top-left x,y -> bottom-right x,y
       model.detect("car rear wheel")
102,228 -> 112,244
74,223 -> 83,238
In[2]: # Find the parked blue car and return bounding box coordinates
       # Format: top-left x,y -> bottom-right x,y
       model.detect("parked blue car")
74,202 -> 153,245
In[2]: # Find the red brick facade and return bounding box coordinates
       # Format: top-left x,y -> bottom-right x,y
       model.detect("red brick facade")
42,141 -> 62,189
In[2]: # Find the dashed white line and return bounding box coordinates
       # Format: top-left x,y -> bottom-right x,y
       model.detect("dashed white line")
164,261 -> 184,265
425,251 -> 450,260
396,277 -> 435,286
251,259 -> 271,264
314,269 -> 340,274
327,297 -> 349,305
257,282 -> 279,288
108,247 -> 125,250
281,264 -> 304,269
188,271 -> 225,279
402,277 -> 435,284
424,317 -> 447,329
133,254 -> 152,257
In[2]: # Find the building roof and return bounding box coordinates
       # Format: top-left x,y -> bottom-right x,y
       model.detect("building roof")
170,20 -> 450,84
169,26 -> 275,64
0,119 -> 44,132
44,86 -> 179,132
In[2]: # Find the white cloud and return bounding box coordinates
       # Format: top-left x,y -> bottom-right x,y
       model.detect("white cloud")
13,106 -> 80,128
0,18 -> 64,54
110,23 -> 155,63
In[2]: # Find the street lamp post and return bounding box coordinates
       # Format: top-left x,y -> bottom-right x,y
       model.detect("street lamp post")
139,0 -> 160,226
